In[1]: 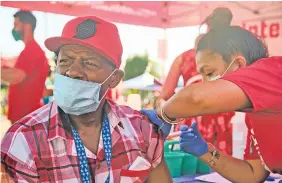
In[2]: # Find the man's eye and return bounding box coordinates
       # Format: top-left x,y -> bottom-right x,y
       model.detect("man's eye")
206,72 -> 213,77
84,61 -> 98,67
59,59 -> 70,64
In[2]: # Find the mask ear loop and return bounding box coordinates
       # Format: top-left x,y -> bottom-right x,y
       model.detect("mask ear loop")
99,69 -> 117,101
100,69 -> 117,86
210,58 -> 236,81
222,58 -> 236,77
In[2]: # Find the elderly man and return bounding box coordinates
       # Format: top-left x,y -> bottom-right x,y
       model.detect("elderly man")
1,16 -> 172,183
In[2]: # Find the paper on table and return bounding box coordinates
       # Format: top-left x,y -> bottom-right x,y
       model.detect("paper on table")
195,173 -> 282,183
195,172 -> 231,183
270,173 -> 282,179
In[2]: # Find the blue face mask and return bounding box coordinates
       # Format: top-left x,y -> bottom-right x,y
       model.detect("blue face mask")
54,70 -> 116,115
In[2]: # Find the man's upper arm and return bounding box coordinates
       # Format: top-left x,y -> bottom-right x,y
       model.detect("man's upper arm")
146,158 -> 173,183
14,50 -> 38,76
1,68 -> 26,84
140,115 -> 164,168
1,131 -> 39,182
4,50 -> 38,84
140,116 -> 172,182
1,152 -> 39,182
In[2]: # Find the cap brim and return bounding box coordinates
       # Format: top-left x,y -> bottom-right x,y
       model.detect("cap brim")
45,37 -> 113,63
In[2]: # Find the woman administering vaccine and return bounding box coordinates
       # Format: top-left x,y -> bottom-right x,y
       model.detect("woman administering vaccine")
161,7 -> 236,156
142,18 -> 282,183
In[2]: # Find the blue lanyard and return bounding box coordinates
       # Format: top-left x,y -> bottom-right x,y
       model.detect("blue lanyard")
72,111 -> 112,183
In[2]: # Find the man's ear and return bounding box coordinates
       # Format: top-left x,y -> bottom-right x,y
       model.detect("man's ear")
109,69 -> 124,88
23,23 -> 33,35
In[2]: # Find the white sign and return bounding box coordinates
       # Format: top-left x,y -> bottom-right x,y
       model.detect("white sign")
241,19 -> 282,56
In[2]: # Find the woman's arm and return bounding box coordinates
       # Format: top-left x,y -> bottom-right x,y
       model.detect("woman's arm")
160,79 -> 252,118
179,124 -> 269,183
160,57 -> 282,119
200,145 -> 269,183
161,55 -> 182,101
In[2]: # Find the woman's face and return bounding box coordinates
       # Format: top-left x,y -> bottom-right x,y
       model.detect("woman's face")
196,50 -> 238,82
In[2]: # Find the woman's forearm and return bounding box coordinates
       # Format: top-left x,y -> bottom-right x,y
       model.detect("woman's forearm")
199,145 -> 269,183
161,80 -> 251,119
161,83 -> 209,118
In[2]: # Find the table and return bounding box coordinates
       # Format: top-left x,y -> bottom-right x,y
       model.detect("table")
173,174 -> 282,183
173,174 -> 210,183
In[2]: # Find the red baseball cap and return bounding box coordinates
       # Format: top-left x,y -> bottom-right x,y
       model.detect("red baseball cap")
45,16 -> 123,68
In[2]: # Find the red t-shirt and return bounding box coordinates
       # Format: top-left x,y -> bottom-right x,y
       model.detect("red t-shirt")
222,56 -> 282,174
7,40 -> 49,122
180,49 -> 198,84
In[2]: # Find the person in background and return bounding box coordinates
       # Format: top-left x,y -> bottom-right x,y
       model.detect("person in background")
1,10 -> 49,123
143,99 -> 152,109
1,15 -> 172,183
42,68 -> 54,104
161,7 -> 235,155
153,91 -> 162,109
161,7 -> 233,100
161,35 -> 200,101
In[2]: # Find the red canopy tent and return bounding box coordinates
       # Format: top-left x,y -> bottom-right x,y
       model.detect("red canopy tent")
1,1 -> 282,28
1,1 -> 282,76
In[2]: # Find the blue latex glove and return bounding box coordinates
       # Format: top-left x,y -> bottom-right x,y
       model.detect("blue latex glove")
140,109 -> 172,139
179,122 -> 208,157
266,176 -> 275,181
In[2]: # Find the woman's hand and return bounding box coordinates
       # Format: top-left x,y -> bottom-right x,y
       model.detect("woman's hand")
179,122 -> 208,157
140,109 -> 172,139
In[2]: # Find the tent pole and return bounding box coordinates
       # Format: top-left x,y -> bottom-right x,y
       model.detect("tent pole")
162,28 -> 167,81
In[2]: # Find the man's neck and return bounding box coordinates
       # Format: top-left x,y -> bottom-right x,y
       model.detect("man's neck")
23,33 -> 34,45
69,101 -> 107,132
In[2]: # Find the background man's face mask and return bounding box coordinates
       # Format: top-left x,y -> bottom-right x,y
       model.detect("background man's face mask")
12,29 -> 22,41
54,69 -> 116,115
210,58 -> 236,81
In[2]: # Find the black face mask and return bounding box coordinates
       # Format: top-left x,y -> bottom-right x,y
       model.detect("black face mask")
12,29 -> 22,41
